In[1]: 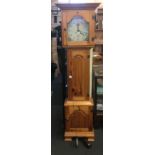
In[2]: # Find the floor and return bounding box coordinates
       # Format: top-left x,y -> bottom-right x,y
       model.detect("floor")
51,74 -> 103,155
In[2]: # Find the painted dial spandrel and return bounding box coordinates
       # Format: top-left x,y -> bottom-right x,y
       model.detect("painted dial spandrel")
67,16 -> 89,42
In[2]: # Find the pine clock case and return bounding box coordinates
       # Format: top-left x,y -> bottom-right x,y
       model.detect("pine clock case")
57,3 -> 100,142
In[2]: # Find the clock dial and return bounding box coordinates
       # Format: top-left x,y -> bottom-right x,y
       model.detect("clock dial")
67,16 -> 89,42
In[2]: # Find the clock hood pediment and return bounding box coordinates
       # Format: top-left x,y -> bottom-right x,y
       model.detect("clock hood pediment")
56,3 -> 100,10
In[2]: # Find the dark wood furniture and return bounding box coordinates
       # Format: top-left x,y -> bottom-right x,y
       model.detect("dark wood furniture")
92,7 -> 103,129
92,66 -> 103,128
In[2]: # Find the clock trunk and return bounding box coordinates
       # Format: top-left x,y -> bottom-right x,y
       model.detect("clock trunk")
67,48 -> 90,100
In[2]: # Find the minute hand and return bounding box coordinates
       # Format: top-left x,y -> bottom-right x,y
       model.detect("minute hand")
79,30 -> 84,35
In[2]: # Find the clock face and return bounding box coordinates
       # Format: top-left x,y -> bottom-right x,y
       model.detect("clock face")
67,16 -> 89,42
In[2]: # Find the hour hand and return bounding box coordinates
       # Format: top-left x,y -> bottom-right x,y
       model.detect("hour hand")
79,30 -> 84,36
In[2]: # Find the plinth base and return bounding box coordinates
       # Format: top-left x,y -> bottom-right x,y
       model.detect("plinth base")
64,130 -> 95,142
64,98 -> 95,142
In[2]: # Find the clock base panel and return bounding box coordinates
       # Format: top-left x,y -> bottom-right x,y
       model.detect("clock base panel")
64,99 -> 95,142
64,130 -> 95,141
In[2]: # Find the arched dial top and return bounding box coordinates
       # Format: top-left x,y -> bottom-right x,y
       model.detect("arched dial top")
67,16 -> 89,42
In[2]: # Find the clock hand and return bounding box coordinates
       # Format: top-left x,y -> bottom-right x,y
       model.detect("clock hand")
79,31 -> 84,36
76,29 -> 83,36
76,23 -> 80,32
76,23 -> 85,35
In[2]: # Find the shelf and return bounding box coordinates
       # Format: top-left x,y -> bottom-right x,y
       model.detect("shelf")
95,43 -> 103,45
95,40 -> 103,45
93,68 -> 103,77
96,111 -> 103,115
96,94 -> 103,97
97,93 -> 103,96
97,12 -> 103,15
95,29 -> 103,31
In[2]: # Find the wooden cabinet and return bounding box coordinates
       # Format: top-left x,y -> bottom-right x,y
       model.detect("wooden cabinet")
92,7 -> 103,128
67,49 -> 90,100
92,68 -> 103,128
93,7 -> 103,66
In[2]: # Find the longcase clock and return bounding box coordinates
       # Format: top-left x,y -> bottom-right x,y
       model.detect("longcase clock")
57,3 -> 100,143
